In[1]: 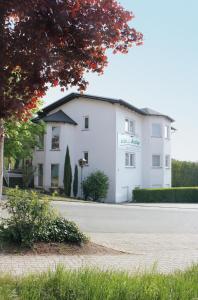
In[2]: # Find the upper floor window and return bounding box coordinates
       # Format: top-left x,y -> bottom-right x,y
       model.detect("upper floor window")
51,126 -> 60,150
125,119 -> 135,135
165,155 -> 170,168
38,133 -> 44,150
125,152 -> 135,167
152,123 -> 162,138
83,116 -> 89,130
83,151 -> 89,165
152,154 -> 161,168
165,125 -> 170,139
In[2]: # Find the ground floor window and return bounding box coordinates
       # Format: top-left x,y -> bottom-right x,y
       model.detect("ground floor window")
152,155 -> 161,168
51,164 -> 59,187
38,164 -> 43,187
125,153 -> 135,167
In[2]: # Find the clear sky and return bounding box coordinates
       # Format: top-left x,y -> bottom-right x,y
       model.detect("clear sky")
45,0 -> 198,161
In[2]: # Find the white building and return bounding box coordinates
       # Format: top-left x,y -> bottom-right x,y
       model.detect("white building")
33,93 -> 174,203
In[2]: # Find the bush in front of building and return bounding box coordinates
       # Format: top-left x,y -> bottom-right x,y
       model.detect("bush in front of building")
83,171 -> 109,202
133,187 -> 198,203
0,188 -> 87,248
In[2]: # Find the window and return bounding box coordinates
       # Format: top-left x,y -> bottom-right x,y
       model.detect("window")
165,125 -> 170,139
125,153 -> 135,167
51,127 -> 60,150
165,155 -> 170,168
83,151 -> 89,165
38,133 -> 44,150
38,164 -> 43,187
152,155 -> 161,168
152,123 -> 162,138
51,164 -> 59,187
84,116 -> 89,130
125,119 -> 135,135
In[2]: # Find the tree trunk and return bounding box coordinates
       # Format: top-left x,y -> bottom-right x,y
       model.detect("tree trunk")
0,119 -> 4,200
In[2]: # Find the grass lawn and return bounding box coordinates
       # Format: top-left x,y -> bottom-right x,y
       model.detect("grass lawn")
1,265 -> 198,300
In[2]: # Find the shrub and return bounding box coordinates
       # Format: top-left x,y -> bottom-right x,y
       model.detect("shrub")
133,187 -> 198,203
0,188 -> 87,248
83,171 -> 109,202
63,146 -> 72,197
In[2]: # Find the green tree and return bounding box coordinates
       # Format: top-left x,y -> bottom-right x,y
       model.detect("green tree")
172,159 -> 198,187
4,120 -> 45,164
73,165 -> 79,198
63,146 -> 72,197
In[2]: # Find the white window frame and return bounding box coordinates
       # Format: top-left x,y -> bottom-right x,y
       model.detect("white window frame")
125,118 -> 135,135
164,125 -> 170,139
152,154 -> 162,168
51,126 -> 60,150
125,152 -> 136,168
165,155 -> 171,168
83,116 -> 89,130
83,151 -> 89,166
151,123 -> 162,138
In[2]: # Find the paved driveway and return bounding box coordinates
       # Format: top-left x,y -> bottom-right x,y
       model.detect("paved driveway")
1,201 -> 198,275
52,201 -> 198,234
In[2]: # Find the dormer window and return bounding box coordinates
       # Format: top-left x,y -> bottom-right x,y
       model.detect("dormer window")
125,119 -> 135,135
84,116 -> 89,130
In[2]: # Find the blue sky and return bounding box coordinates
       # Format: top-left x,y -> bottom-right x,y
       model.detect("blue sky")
45,0 -> 198,161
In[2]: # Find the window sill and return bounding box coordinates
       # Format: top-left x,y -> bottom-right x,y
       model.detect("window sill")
165,167 -> 171,169
152,167 -> 162,169
81,129 -> 89,131
151,136 -> 162,139
50,149 -> 60,151
125,166 -> 136,168
36,149 -> 44,152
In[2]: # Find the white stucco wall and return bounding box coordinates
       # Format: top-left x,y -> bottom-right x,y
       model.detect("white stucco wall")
115,105 -> 143,203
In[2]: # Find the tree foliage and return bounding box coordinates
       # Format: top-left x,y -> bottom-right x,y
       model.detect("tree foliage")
0,0 -> 143,120
172,159 -> 198,187
4,120 -> 45,162
83,171 -> 109,202
63,146 -> 72,197
73,164 -> 78,198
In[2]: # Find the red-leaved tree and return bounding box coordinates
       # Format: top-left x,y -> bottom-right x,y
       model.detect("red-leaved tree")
0,0 -> 143,198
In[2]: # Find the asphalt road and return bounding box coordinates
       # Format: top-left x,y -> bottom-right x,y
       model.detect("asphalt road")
52,201 -> 198,234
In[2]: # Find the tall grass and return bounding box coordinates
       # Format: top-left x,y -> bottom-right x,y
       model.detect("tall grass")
1,265 -> 198,299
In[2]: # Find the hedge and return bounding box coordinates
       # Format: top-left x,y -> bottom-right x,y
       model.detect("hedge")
133,187 -> 198,203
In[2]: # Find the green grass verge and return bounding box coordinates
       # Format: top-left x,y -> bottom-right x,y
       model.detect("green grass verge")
1,265 -> 198,299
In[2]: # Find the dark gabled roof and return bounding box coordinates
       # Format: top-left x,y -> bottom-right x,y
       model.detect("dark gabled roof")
36,110 -> 77,125
37,93 -> 174,122
141,108 -> 174,122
